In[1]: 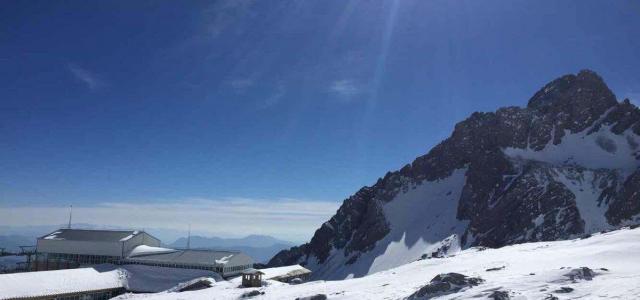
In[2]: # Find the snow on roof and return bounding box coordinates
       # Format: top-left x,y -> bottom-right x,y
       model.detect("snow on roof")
259,265 -> 311,280
0,267 -> 125,299
119,264 -> 223,293
0,264 -> 225,298
128,245 -> 178,257
120,230 -> 140,242
241,268 -> 264,275
214,254 -> 234,264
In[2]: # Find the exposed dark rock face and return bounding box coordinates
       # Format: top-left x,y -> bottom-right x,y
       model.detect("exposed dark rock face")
268,70 -> 640,279
607,170 -> 640,225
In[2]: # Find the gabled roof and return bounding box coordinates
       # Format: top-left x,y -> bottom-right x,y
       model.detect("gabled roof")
241,268 -> 264,275
39,228 -> 144,242
126,247 -> 251,267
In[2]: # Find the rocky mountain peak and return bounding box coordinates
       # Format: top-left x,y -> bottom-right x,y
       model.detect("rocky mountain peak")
527,69 -> 616,111
268,70 -> 640,280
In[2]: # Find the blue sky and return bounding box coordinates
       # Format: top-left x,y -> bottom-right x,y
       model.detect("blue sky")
1,0 -> 639,241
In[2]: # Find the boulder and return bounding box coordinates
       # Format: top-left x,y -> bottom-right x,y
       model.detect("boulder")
407,273 -> 483,299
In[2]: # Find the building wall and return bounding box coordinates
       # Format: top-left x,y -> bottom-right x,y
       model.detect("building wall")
222,253 -> 254,277
36,239 -> 124,257
123,233 -> 161,256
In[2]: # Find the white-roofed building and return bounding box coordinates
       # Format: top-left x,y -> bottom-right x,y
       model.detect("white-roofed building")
35,229 -> 161,270
125,246 -> 254,278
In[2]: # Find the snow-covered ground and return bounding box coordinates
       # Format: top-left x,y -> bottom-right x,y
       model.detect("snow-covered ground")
114,226 -> 640,300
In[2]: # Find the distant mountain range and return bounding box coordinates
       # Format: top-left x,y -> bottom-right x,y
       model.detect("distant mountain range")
168,235 -> 295,263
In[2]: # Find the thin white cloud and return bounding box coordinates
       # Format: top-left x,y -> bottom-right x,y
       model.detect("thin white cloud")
203,0 -> 254,38
261,82 -> 286,108
67,64 -> 104,90
330,79 -> 360,99
0,197 -> 339,242
228,78 -> 254,91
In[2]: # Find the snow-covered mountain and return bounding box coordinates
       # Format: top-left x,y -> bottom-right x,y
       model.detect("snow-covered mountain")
268,70 -> 640,280
114,226 -> 640,299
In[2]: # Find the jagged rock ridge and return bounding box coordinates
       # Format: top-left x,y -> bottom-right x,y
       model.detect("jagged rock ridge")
268,70 -> 640,280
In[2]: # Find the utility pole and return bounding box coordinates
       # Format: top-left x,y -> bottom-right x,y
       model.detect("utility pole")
67,205 -> 73,229
187,224 -> 191,250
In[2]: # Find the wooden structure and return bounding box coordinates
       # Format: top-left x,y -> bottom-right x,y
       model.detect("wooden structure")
241,268 -> 264,287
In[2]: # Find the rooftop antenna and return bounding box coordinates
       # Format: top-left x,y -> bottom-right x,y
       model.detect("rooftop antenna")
67,205 -> 73,229
187,224 -> 191,250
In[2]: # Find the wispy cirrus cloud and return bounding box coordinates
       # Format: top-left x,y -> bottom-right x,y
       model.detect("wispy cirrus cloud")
329,79 -> 361,100
67,63 -> 105,90
227,78 -> 254,91
0,197 -> 339,242
261,82 -> 286,108
202,0 -> 255,38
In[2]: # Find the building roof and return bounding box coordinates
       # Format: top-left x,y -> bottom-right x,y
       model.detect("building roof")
259,265 -> 311,280
241,268 -> 265,275
0,264 -> 225,298
39,228 -> 145,242
0,267 -> 125,300
126,246 -> 252,267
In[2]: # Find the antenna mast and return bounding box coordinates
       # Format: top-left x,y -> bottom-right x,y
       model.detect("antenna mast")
187,224 -> 191,250
67,205 -> 73,229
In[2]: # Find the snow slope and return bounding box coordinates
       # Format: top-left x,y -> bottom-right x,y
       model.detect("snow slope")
113,227 -> 640,299
307,169 -> 468,280
503,125 -> 640,172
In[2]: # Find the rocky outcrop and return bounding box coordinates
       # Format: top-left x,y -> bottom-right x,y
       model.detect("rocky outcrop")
407,273 -> 483,299
268,70 -> 640,279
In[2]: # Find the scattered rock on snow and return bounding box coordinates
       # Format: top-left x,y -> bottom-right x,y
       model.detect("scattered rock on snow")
289,278 -> 303,285
407,273 -> 483,299
565,267 -> 595,281
488,290 -> 510,299
544,295 -> 559,300
485,266 -> 505,272
553,287 -> 574,293
240,290 -> 265,298
295,294 -> 327,300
